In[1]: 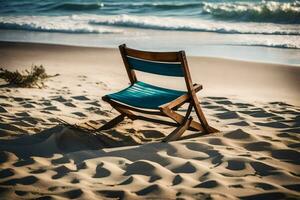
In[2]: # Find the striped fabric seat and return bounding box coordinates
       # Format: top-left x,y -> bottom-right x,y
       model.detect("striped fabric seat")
105,81 -> 185,109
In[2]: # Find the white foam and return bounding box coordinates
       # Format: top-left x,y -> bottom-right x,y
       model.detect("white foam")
0,14 -> 299,49
88,14 -> 300,35
0,16 -> 122,34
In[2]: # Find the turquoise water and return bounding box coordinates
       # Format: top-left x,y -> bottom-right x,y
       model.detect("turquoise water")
0,0 -> 300,64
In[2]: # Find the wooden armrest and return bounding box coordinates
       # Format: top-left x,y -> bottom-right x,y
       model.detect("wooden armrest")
161,84 -> 203,110
193,83 -> 203,93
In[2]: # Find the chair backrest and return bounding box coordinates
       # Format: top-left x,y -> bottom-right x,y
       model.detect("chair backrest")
119,44 -> 193,89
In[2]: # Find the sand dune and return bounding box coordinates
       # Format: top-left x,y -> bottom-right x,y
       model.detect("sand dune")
0,42 -> 299,199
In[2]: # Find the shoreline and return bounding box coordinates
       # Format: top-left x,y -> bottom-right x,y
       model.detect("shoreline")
1,27 -> 300,66
2,40 -> 300,67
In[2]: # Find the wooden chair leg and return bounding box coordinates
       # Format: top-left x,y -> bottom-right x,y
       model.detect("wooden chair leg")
163,117 -> 192,142
192,97 -> 218,133
114,106 -> 138,121
160,106 -> 204,132
162,103 -> 193,142
98,114 -> 125,131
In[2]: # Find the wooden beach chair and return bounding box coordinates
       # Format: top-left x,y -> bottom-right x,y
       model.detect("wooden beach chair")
100,44 -> 218,141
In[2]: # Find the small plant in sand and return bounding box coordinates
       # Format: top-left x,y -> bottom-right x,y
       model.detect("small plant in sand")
0,65 -> 59,88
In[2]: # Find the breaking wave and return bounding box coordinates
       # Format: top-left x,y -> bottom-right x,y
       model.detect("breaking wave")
89,15 -> 300,35
0,16 -> 121,34
202,1 -> 300,24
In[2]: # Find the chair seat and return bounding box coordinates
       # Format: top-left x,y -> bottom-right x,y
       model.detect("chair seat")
105,81 -> 186,109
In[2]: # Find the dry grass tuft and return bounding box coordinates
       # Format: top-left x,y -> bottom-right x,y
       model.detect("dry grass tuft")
0,65 -> 59,88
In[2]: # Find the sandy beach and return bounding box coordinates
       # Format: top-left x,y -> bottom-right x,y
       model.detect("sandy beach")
0,41 -> 299,199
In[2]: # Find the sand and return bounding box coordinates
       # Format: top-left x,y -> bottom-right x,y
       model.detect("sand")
0,42 -> 299,199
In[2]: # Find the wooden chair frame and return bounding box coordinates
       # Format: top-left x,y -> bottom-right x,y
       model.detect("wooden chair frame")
100,44 -> 218,141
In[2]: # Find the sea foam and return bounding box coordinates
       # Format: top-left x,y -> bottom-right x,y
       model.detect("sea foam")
202,1 -> 300,24
89,14 -> 300,35
0,16 -> 121,34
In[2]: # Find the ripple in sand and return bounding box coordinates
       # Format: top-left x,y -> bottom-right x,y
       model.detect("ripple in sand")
1,175 -> 38,185
31,168 -> 47,174
15,190 -> 27,196
72,95 -> 90,101
215,111 -> 240,119
271,149 -> 300,165
240,110 -> 275,118
208,138 -> 224,145
0,123 -> 26,133
63,189 -> 83,199
281,128 -> 300,134
93,163 -> 110,178
139,130 -> 165,139
0,151 -> 10,164
76,162 -> 87,170
136,184 -> 159,196
97,190 -> 125,199
283,184 -> 300,192
44,106 -> 60,111
64,102 -> 76,107
52,96 -> 67,103
52,165 -> 72,179
124,161 -> 155,176
224,129 -> 250,140
254,121 -> 289,129
172,175 -> 183,185
172,161 -> 196,174
13,157 -> 35,167
244,141 -> 272,151
240,192 -> 290,200
226,160 -> 246,171
288,143 -> 300,148
0,168 -> 15,179
206,97 -> 228,100
250,161 -> 279,176
229,121 -> 250,126
0,106 -> 8,113
118,176 -> 133,185
194,180 -> 219,188
184,142 -> 213,152
72,112 -> 87,117
71,178 -> 80,184
254,182 -> 277,190
149,175 -> 161,182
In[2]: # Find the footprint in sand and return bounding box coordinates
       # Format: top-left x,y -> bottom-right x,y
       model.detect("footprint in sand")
93,163 -> 110,178
226,160 -> 246,171
215,111 -> 241,120
72,112 -> 87,117
13,158 -> 35,167
1,175 -> 38,186
52,165 -> 72,179
244,141 -> 272,151
64,102 -> 76,107
71,95 -> 90,101
63,189 -> 83,199
51,96 -> 67,103
0,168 -> 15,179
194,180 -> 219,188
139,130 -> 165,139
96,190 -> 124,199
224,129 -> 251,140
172,161 -> 196,174
0,106 -> 8,113
136,184 -> 161,196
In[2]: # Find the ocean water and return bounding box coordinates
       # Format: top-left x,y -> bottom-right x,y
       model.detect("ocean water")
0,0 -> 300,65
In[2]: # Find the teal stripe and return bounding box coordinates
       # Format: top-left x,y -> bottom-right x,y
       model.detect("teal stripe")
106,81 -> 185,109
127,56 -> 184,77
